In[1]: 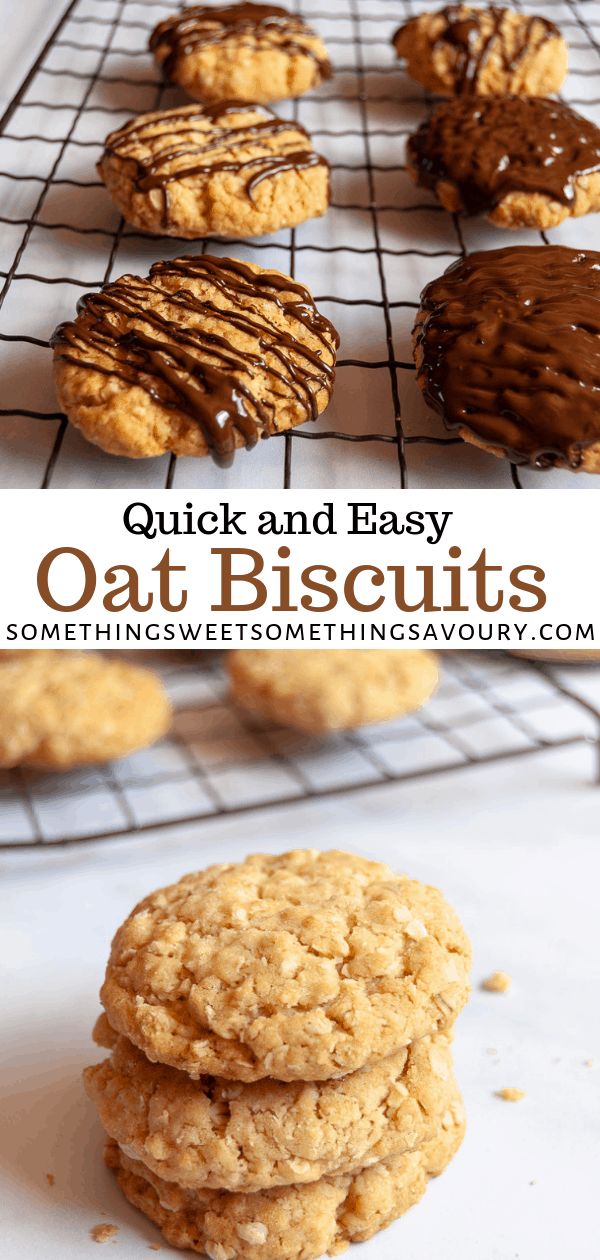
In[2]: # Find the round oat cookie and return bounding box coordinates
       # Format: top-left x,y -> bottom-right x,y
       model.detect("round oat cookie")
51,256 -> 339,467
149,3 -> 331,104
98,103 -> 330,239
393,5 -> 567,97
229,649 -> 438,733
0,651 -> 171,770
407,97 -> 600,230
100,849 -> 471,1082
85,1024 -> 455,1192
413,245 -> 600,472
105,1092 -> 464,1260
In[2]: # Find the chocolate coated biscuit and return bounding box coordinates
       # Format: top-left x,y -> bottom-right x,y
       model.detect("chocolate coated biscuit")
407,96 -> 600,229
413,246 -> 600,471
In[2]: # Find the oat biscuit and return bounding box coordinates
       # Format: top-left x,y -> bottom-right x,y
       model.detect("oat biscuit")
393,5 -> 567,97
413,245 -> 600,472
85,1030 -> 455,1192
407,97 -> 600,230
51,256 -> 338,467
98,103 -> 330,239
0,651 -> 171,770
149,4 -> 331,104
100,850 -> 471,1082
229,649 -> 438,733
105,1094 -> 465,1260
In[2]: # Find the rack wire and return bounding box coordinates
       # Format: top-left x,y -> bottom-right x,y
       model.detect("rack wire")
1,650 -> 598,848
1,0 -> 600,492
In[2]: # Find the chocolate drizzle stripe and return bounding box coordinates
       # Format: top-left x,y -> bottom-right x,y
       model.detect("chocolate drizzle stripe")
100,103 -> 330,228
415,246 -> 600,469
149,4 -> 332,83
51,257 -> 339,468
408,96 -> 600,214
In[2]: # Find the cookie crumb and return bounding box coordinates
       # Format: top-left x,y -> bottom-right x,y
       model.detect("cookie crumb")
90,1224 -> 119,1244
496,1087 -> 525,1102
46,1172 -> 55,1187
482,970 -> 512,993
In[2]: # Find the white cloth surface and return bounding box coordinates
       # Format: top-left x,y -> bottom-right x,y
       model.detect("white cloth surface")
2,736 -> 599,1258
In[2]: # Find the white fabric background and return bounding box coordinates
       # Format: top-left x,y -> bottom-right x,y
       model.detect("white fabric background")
2,733 -> 600,1258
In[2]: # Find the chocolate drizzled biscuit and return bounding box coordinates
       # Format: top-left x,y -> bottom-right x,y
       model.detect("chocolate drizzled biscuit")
51,256 -> 339,466
393,5 -> 567,97
98,102 -> 330,239
413,246 -> 600,472
150,3 -> 332,104
407,97 -> 600,229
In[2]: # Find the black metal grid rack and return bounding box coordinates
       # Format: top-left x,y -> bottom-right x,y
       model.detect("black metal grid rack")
1,0 -> 600,491
1,651 -> 598,849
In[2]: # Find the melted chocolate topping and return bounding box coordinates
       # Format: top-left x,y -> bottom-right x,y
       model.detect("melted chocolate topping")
395,5 -> 559,93
408,96 -> 600,214
51,256 -> 339,468
150,3 -> 332,83
101,102 -> 330,230
415,246 -> 600,469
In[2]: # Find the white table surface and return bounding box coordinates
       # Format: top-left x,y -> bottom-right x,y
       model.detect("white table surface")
2,728 -> 600,1259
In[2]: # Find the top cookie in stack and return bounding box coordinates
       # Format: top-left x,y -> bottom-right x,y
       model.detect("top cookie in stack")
87,850 -> 471,1258
99,849 -> 470,1081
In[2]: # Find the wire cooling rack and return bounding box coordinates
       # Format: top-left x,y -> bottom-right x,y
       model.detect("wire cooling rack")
1,651 -> 598,848
1,0 -> 600,492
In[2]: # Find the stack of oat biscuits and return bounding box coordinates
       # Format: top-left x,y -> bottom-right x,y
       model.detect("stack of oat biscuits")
85,849 -> 471,1258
